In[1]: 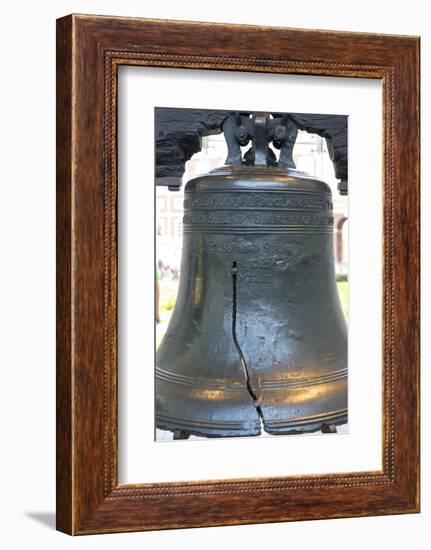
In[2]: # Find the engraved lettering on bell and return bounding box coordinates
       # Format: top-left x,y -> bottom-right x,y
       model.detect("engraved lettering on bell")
155,110 -> 348,439
184,194 -> 333,210
183,210 -> 334,228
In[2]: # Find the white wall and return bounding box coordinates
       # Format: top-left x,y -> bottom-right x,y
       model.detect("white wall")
0,1 -> 428,548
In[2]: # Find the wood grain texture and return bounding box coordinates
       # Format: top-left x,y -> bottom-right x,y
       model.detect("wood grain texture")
56,16 -> 73,535
56,14 -> 420,535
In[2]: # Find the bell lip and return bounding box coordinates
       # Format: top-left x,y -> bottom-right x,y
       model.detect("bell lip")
185,165 -> 332,195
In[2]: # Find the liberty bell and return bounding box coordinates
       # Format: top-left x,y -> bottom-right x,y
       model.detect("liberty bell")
156,112 -> 347,438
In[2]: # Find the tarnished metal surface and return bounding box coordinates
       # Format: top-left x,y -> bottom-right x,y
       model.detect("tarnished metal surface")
156,165 -> 348,437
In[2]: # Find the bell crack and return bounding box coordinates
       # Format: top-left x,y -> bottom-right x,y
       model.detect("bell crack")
231,261 -> 266,434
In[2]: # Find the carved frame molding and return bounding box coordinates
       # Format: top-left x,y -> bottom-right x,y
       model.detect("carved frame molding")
56,14 -> 420,534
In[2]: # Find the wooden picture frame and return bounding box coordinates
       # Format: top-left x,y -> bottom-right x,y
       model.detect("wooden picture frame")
56,14 -> 420,535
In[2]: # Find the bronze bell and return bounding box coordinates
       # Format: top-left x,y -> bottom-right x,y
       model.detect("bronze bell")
156,113 -> 347,438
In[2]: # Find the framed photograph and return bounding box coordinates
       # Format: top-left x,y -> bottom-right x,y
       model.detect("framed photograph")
56,14 -> 420,534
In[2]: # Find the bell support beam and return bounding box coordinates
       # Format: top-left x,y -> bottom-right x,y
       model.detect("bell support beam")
155,107 -> 348,194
